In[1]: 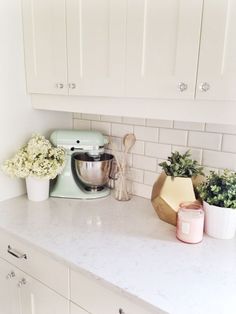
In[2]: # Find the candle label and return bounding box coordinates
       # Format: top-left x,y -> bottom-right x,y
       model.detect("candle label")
181,222 -> 190,235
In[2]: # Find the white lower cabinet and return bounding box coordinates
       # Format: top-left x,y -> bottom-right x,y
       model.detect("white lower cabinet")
0,258 -> 21,314
0,257 -> 69,314
0,233 -> 161,314
20,272 -> 70,314
71,269 -> 163,314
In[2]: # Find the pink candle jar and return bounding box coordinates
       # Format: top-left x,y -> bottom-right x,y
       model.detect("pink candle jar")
176,206 -> 204,244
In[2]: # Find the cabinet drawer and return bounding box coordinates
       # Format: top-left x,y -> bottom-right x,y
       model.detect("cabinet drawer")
71,270 -> 164,314
0,231 -> 69,298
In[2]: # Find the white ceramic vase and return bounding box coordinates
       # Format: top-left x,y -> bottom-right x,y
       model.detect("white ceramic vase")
203,201 -> 236,239
25,177 -> 50,202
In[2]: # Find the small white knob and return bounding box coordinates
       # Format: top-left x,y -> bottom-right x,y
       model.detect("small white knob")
69,83 -> 76,89
6,271 -> 15,280
56,83 -> 64,89
18,278 -> 27,287
178,82 -> 188,92
200,82 -> 210,92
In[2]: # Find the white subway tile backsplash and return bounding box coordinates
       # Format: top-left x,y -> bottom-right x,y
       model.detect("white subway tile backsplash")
91,121 -> 111,135
133,155 -> 157,171
112,123 -> 133,137
73,119 -> 91,130
205,123 -> 236,134
174,121 -> 205,131
130,140 -> 145,155
73,113 -> 236,200
188,131 -> 222,150
134,126 -> 158,142
123,116 -> 146,126
100,115 -> 122,123
203,150 -> 236,170
73,113 -> 82,119
81,113 -> 100,121
132,182 -> 152,199
146,119 -> 173,128
144,171 -> 159,186
145,142 -> 171,159
159,129 -> 188,146
222,134 -> 236,153
127,168 -> 144,183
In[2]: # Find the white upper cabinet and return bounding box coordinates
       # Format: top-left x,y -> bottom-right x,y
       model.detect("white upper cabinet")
125,0 -> 203,99
67,0 -> 126,96
22,0 -> 236,105
70,302 -> 89,314
196,0 -> 236,100
22,0 -> 68,95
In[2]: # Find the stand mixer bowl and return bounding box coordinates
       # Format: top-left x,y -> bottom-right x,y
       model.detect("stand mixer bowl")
73,153 -> 114,191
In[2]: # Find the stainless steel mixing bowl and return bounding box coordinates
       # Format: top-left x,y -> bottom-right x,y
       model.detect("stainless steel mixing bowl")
73,153 -> 114,190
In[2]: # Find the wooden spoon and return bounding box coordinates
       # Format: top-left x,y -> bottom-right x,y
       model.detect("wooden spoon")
122,133 -> 136,170
123,133 -> 136,154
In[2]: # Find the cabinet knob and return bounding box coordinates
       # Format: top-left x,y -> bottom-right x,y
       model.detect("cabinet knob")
69,83 -> 76,89
178,82 -> 188,92
6,271 -> 15,280
200,82 -> 210,92
18,278 -> 27,287
56,83 -> 64,89
119,309 -> 125,314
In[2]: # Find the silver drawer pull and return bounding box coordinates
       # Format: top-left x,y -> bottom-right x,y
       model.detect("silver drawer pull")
7,245 -> 27,260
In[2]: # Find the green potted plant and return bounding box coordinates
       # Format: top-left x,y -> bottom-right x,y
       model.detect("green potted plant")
2,134 -> 65,202
159,150 -> 204,178
151,150 -> 204,225
198,170 -> 236,239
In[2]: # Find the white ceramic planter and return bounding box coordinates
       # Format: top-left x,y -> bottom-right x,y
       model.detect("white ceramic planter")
26,177 -> 50,202
203,201 -> 236,239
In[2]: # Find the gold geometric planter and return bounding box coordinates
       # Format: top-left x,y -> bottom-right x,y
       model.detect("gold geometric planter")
151,172 -> 196,226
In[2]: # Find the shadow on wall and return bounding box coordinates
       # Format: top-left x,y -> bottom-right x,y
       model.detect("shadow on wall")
0,1 -> 71,201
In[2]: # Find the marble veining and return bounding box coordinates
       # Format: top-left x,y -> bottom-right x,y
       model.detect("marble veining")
0,195 -> 235,314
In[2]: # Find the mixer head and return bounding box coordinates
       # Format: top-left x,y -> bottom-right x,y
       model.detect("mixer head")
50,130 -> 108,156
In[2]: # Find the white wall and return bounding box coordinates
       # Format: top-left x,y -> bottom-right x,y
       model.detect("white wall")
0,1 -> 72,201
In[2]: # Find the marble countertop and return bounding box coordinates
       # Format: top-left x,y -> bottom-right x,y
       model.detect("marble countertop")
0,194 -> 235,314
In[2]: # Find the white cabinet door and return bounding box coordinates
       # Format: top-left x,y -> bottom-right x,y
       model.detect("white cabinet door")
67,0 -> 126,96
0,259 -> 21,314
126,0 -> 203,99
20,272 -> 70,314
22,0 -> 68,95
71,302 -> 89,314
196,0 -> 236,100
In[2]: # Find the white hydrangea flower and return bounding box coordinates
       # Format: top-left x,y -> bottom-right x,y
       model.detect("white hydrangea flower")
2,134 -> 66,180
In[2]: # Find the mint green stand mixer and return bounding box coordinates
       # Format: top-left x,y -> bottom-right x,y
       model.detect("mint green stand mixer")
50,130 -> 113,199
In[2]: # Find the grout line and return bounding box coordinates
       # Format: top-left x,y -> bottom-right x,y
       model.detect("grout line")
199,149 -> 203,165
186,130 -> 189,147
219,134 -> 223,151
